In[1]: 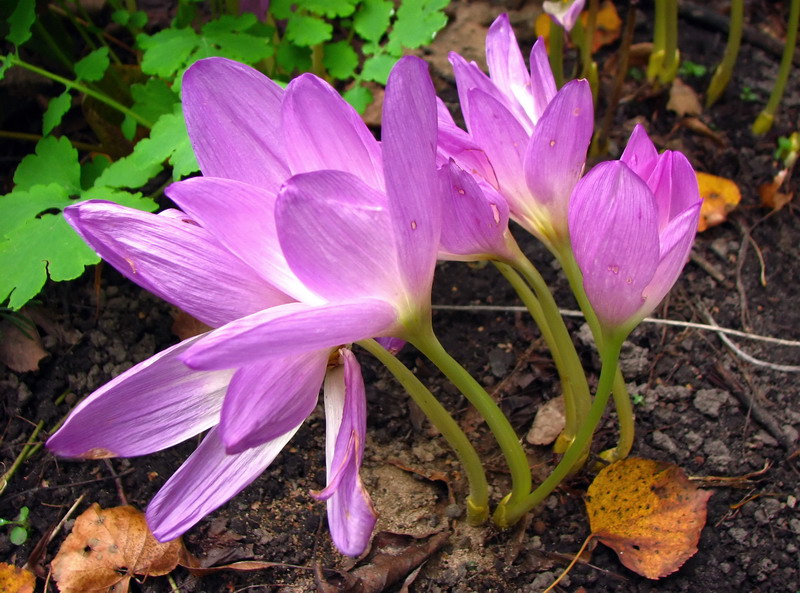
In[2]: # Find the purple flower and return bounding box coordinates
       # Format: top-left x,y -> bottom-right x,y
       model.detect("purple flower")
239,0 -> 269,21
543,0 -> 586,32
568,125 -> 702,333
46,55 -> 430,556
447,14 -> 594,250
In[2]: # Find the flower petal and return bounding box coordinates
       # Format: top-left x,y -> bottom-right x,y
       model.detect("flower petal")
448,52 -> 509,133
166,177 -> 318,303
313,349 -> 376,556
543,0 -> 586,31
620,124 -> 659,181
276,170 -> 400,303
282,74 -> 383,190
569,161 -> 659,329
438,161 -> 512,260
465,88 -> 531,213
528,37 -> 557,121
646,151 -> 701,230
523,79 -> 593,240
147,425 -> 299,541
219,350 -> 329,454
486,14 -> 537,126
436,101 -> 498,186
181,300 -> 399,370
182,58 -> 289,189
382,56 -> 442,299
47,336 -> 232,459
64,201 -> 288,327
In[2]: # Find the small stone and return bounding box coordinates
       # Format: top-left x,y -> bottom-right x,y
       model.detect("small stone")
444,504 -> 463,519
693,388 -> 731,418
525,396 -> 565,446
651,430 -> 680,455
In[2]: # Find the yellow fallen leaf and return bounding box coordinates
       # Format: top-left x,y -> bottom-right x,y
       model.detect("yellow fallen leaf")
534,1 -> 621,52
667,78 -> 703,117
51,504 -> 183,593
0,562 -> 35,593
696,172 -> 741,231
759,168 -> 794,211
586,458 -> 711,579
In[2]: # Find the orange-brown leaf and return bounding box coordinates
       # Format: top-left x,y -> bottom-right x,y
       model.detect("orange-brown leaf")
0,562 -> 35,593
585,458 -> 711,579
51,504 -> 183,593
580,0 -> 622,52
696,172 -> 741,232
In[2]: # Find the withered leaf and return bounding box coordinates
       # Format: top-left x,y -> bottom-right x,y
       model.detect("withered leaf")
586,458 -> 711,579
51,504 -> 183,593
0,562 -> 35,593
696,172 -> 741,232
667,78 -> 703,117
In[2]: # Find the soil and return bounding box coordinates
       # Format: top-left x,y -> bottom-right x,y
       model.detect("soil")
2,1 -> 800,592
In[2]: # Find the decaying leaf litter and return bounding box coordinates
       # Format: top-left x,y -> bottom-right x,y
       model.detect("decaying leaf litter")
2,1 -> 800,592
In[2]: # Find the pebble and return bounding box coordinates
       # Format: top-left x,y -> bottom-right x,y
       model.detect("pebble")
693,388 -> 731,418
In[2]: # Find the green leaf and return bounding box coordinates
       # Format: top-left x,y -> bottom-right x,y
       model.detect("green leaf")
200,16 -> 275,63
16,507 -> 29,522
130,78 -> 179,123
42,91 -> 72,136
80,154 -> 112,188
353,0 -> 393,43
13,137 -> 80,194
285,14 -> 332,47
323,41 -> 358,80
0,55 -> 12,82
276,42 -> 312,73
270,0 -> 295,19
299,0 -> 357,18
388,0 -> 448,51
361,53 -> 397,84
7,0 -> 36,47
138,27 -> 200,78
80,187 -> 157,211
0,215 -> 100,308
95,108 -> 198,188
0,184 -> 72,238
343,84 -> 373,114
9,526 -> 27,545
74,47 -> 110,82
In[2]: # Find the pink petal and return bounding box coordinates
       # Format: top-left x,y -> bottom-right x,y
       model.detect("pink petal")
569,161 -> 660,329
276,170 -> 400,303
219,350 -> 329,454
47,336 -> 230,459
314,349 -> 376,556
448,52 -> 508,133
147,425 -> 300,541
485,14 -> 536,127
620,124 -> 659,181
64,201 -> 289,328
166,177 -> 318,303
523,79 -> 593,238
438,161 -> 512,260
181,300 -> 399,370
282,74 -> 383,190
529,38 -> 557,121
543,0 -> 586,31
382,56 -> 441,301
182,58 -> 289,189
646,151 -> 701,230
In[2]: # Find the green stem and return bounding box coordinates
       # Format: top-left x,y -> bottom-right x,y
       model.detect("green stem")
706,0 -> 743,107
358,339 -> 489,524
0,421 -> 44,496
500,252 -> 592,458
557,245 -> 634,462
753,0 -> 800,134
410,328 -> 532,510
580,0 -> 600,102
549,21 -> 565,88
495,337 -> 623,527
647,0 -> 667,82
9,56 -> 152,128
659,0 -> 680,84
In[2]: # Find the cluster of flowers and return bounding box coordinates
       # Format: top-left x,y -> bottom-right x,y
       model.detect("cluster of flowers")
47,14 -> 701,556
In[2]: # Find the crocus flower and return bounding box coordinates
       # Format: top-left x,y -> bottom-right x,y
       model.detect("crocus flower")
568,125 -> 702,335
177,55 -> 442,372
447,14 -> 594,250
543,0 -> 586,32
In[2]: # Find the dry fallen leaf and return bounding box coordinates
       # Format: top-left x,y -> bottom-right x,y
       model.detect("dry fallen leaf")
0,562 -> 35,593
667,78 -> 703,117
759,168 -> 794,211
170,309 -> 212,340
51,504 -> 183,593
525,396 -> 566,446
696,172 -> 742,231
586,457 -> 712,579
0,316 -> 48,373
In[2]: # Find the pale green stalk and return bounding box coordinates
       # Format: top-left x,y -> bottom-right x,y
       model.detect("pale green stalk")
706,0 -> 744,107
358,339 -> 490,524
549,21 -> 565,88
753,0 -> 800,134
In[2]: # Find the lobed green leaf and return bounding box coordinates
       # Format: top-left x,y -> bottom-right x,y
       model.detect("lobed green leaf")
138,27 -> 201,78
6,0 -> 36,47
285,14 -> 333,47
74,47 -> 111,82
343,84 -> 373,114
388,0 -> 448,52
353,0 -> 394,43
361,53 -> 397,84
13,137 -> 80,194
42,91 -> 72,136
323,41 -> 358,80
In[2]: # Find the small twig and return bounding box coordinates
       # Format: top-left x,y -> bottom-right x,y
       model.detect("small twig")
0,421 -> 45,496
433,305 -> 800,348
690,250 -> 727,284
46,492 -> 87,545
734,220 -> 752,331
5,468 -> 136,499
104,458 -> 128,506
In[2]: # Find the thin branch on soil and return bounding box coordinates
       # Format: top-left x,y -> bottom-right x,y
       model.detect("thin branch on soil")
103,458 -> 129,506
46,491 -> 87,546
690,250 -> 727,283
434,305 -> 800,347
4,468 -> 135,499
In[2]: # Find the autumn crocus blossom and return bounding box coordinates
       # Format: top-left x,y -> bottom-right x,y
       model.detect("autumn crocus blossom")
447,13 -> 594,250
543,0 -> 586,32
44,54 -> 451,556
568,125 -> 702,335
